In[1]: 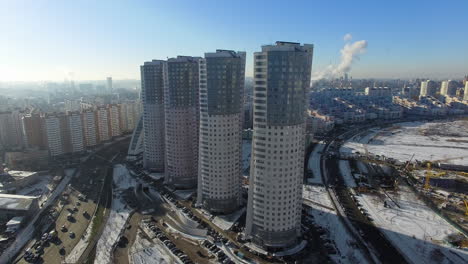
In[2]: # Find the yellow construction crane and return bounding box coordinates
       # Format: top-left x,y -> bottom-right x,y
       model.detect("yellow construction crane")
464,200 -> 468,216
424,162 -> 433,190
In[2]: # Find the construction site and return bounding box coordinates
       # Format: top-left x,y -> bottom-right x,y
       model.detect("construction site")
328,119 -> 468,263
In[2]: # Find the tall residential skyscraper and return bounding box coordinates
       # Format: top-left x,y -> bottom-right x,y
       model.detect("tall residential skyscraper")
67,112 -> 85,153
196,50 -> 246,213
141,60 -> 166,172
464,82 -> 468,101
96,106 -> 111,142
0,111 -> 24,150
245,42 -> 313,249
420,80 -> 438,97
164,56 -> 200,188
109,104 -> 122,137
81,110 -> 99,147
22,113 -> 47,149
440,80 -> 457,97
107,77 -> 113,94
44,114 -> 65,157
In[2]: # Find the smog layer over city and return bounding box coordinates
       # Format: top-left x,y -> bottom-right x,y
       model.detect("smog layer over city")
0,1 -> 467,264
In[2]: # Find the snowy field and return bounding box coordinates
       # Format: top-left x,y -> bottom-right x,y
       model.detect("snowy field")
356,185 -> 468,264
306,142 -> 325,185
341,120 -> 468,166
94,164 -> 136,264
130,230 -> 182,264
338,160 -> 357,188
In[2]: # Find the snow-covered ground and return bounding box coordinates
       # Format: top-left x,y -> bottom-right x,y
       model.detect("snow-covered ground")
173,189 -> 195,200
211,207 -> 245,231
338,160 -> 357,188
356,185 -> 468,264
66,219 -> 95,263
17,175 -> 52,196
148,172 -> 164,181
94,164 -> 136,264
130,230 -> 182,264
302,185 -> 370,264
341,120 -> 468,166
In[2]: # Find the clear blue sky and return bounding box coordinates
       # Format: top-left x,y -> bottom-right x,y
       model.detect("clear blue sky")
1,0 -> 467,81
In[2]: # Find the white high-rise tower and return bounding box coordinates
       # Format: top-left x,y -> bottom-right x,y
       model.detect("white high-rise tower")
164,56 -> 200,188
141,60 -> 166,171
197,50 -> 246,213
245,41 -> 313,250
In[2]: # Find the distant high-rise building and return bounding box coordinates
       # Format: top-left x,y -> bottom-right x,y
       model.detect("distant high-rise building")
109,104 -> 122,137
107,77 -> 113,94
141,60 -> 166,172
119,101 -> 141,133
420,80 -> 438,97
22,113 -> 47,149
0,111 -> 25,150
67,112 -> 85,153
44,112 -> 84,157
164,56 -> 200,188
81,110 -> 99,147
44,114 -> 65,157
464,82 -> 468,101
440,80 -> 458,97
196,50 -> 246,213
246,41 -> 313,250
64,99 -> 81,112
96,106 -> 111,142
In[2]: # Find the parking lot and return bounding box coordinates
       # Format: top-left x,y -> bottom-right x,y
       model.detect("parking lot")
16,138 -> 130,264
17,189 -> 97,264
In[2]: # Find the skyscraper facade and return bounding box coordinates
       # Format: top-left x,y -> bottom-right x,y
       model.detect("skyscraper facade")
439,80 -> 457,97
141,60 -> 166,172
44,114 -> 64,157
67,112 -> 85,153
197,50 -> 246,213
96,106 -> 111,142
81,110 -> 99,147
109,104 -> 122,137
0,111 -> 24,150
420,80 -> 438,97
164,56 -> 200,188
22,113 -> 47,149
107,77 -> 113,94
464,82 -> 468,101
245,42 -> 313,249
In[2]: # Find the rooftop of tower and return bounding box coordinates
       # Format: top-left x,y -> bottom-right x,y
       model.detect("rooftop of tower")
142,59 -> 165,66
261,41 -> 314,52
168,56 -> 202,62
205,50 -> 246,58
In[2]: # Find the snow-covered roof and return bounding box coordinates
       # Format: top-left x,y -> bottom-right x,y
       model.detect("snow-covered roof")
0,194 -> 37,211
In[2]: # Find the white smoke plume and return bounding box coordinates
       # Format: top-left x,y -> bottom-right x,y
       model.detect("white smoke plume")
312,33 -> 368,80
343,33 -> 353,42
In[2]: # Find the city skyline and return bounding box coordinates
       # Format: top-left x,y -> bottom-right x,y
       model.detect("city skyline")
1,0 -> 468,82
